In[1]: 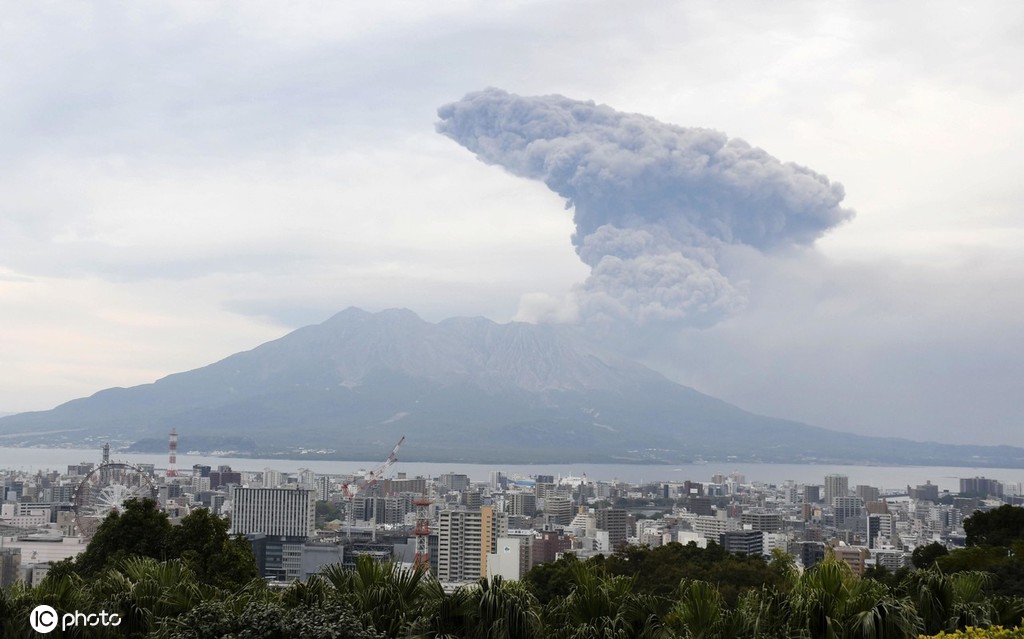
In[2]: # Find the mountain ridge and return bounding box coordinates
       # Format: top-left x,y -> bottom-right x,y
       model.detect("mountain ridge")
2,308 -> 1022,467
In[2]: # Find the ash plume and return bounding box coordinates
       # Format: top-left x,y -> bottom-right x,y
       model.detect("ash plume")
437,88 -> 853,326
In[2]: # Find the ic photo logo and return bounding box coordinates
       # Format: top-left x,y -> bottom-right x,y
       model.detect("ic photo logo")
29,605 -> 58,633
30,605 -> 122,634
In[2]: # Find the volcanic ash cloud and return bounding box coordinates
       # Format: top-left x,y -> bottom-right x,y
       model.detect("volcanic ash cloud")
437,88 -> 853,327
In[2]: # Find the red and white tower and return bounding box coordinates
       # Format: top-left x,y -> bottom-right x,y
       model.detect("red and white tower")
166,428 -> 178,478
413,494 -> 432,570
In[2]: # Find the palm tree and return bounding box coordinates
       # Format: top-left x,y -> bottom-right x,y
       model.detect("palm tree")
901,568 -> 994,635
321,556 -> 432,636
92,556 -> 219,638
540,560 -> 667,639
2,573 -> 103,639
665,579 -> 733,639
788,555 -> 921,639
468,576 -> 543,639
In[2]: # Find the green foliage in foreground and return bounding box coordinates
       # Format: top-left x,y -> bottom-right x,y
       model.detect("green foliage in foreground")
4,530 -> 1024,639
59,498 -> 259,589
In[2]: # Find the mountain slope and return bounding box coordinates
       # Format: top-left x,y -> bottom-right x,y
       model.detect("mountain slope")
2,308 -> 1022,466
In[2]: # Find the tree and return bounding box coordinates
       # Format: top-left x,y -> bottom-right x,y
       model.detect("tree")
321,555 -> 433,637
965,505 -> 1024,547
789,556 -> 921,639
540,561 -> 665,639
524,553 -> 586,604
664,579 -> 741,639
900,568 -> 994,635
913,542 -> 950,569
164,599 -> 383,639
602,542 -> 782,605
166,507 -> 259,589
73,498 -> 171,577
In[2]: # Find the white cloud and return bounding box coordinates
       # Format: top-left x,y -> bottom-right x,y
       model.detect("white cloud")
0,1 -> 1021,448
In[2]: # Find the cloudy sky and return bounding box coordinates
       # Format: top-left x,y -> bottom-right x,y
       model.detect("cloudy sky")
2,1 -> 1022,447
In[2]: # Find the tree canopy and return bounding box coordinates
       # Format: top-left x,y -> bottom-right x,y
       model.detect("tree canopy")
966,505 -> 1024,547
63,498 -> 257,589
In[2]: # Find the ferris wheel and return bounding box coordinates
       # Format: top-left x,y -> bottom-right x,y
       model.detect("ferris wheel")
73,462 -> 155,538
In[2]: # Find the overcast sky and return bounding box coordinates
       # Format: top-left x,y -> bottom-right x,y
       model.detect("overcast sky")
2,1 -> 1022,447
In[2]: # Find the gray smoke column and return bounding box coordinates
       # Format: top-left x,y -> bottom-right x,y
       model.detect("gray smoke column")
437,88 -> 853,326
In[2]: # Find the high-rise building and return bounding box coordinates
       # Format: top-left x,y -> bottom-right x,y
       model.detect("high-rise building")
232,488 -> 316,583
439,473 -> 471,492
909,481 -> 939,502
741,511 -> 783,533
833,496 -> 864,529
382,477 -> 427,495
489,471 -> 507,490
297,469 -> 316,490
824,474 -> 849,506
262,468 -> 283,488
867,513 -> 893,549
232,488 -> 316,538
959,477 -> 1003,498
0,548 -> 21,589
315,475 -> 331,501
508,492 -> 537,517
209,467 -> 241,490
461,491 -> 482,509
804,485 -> 821,503
855,485 -> 879,503
596,508 -> 629,549
436,506 -> 508,583
544,496 -> 573,526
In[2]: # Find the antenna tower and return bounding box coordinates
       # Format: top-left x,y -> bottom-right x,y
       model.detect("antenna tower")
413,493 -> 432,570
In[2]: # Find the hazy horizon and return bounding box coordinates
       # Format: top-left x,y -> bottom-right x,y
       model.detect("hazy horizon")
2,3 -> 1022,448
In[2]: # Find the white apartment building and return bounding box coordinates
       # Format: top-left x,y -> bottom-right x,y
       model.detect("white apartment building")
436,506 -> 508,583
231,487 -> 316,538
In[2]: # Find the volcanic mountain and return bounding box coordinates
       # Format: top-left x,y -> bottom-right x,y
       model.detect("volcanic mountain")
2,308 -> 1021,466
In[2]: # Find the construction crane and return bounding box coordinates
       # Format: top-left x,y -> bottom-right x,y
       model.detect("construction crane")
342,436 -> 405,539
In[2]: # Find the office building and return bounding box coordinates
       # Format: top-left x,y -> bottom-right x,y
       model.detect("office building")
0,548 -> 21,588
855,485 -> 879,503
960,477 -> 1003,498
720,530 -> 763,556
595,508 -> 629,549
741,511 -> 782,533
867,513 -> 893,549
824,474 -> 849,506
834,496 -> 864,529
909,481 -> 939,502
544,496 -> 573,526
508,492 -> 537,517
232,488 -> 316,538
804,485 -> 821,503
439,473 -> 471,492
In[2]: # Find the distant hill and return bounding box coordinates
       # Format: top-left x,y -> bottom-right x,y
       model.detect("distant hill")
2,308 -> 1022,466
